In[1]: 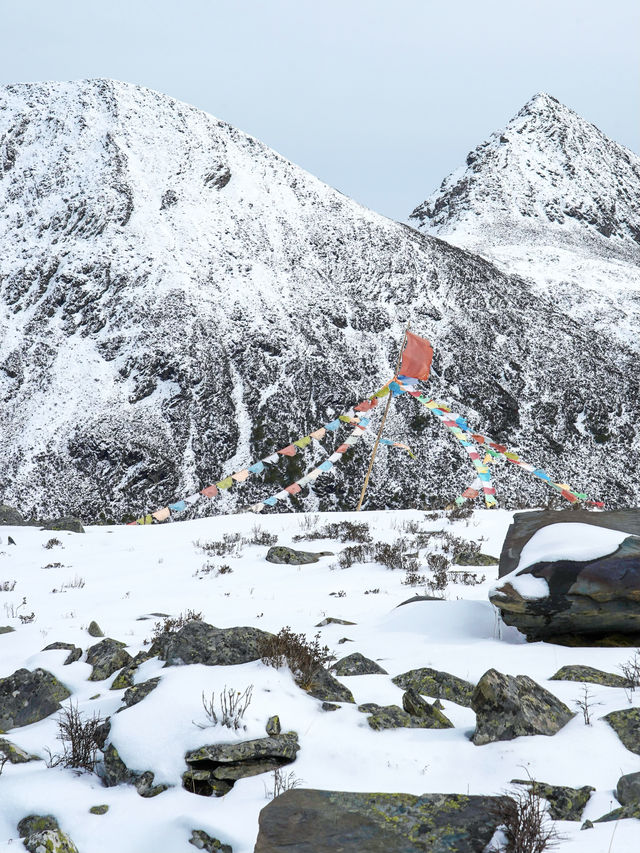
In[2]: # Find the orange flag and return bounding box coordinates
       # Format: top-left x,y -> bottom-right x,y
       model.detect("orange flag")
399,331 -> 433,381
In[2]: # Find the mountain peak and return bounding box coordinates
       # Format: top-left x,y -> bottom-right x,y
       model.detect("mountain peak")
409,94 -> 640,263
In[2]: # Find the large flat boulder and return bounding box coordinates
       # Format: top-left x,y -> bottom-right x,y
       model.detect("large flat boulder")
149,621 -> 273,666
471,668 -> 574,745
0,668 -> 70,732
253,789 -> 512,852
490,523 -> 640,643
392,667 -> 474,707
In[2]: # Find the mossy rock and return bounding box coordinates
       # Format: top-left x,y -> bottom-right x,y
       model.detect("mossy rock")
511,779 -> 594,820
0,668 -> 71,732
392,667 -> 474,707
189,829 -> 232,852
454,551 -> 498,566
603,708 -> 640,755
330,653 -> 387,676
304,667 -> 355,703
549,665 -> 629,687
359,701 -> 452,732
0,737 -> 40,764
86,638 -> 132,681
89,805 -> 109,815
0,626 -> 15,635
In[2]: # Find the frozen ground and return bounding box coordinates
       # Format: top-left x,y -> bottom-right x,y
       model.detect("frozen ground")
1,508 -> 639,852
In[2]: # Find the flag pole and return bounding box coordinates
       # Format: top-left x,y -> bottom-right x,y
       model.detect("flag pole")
355,321 -> 410,512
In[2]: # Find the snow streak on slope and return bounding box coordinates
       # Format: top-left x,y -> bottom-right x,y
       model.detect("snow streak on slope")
0,82 -> 639,519
410,93 -> 640,350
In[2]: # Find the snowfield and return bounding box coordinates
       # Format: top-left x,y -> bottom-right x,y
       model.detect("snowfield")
1,508 -> 639,852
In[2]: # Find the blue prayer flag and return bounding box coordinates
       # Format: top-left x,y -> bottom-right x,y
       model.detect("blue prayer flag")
169,500 -> 187,512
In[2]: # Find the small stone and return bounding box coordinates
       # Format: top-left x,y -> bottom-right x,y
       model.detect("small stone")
7,536 -> 16,545
321,702 -> 340,712
0,738 -> 39,764
189,829 -> 232,852
315,617 -> 356,627
88,621 -> 104,638
266,546 -> 330,565
0,626 -> 15,634
0,668 -> 71,731
330,653 -> 387,676
433,699 -> 444,710
89,805 -> 109,815
581,819 -> 594,830
120,678 -> 161,710
266,715 -> 281,736
337,637 -> 353,644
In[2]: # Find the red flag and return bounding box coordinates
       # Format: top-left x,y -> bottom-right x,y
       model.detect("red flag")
354,398 -> 378,412
399,331 -> 433,381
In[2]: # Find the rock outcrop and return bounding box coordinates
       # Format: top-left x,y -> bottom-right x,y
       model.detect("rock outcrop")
603,708 -> 640,755
392,667 -> 474,707
511,778 -> 594,821
254,789 -> 513,852
149,621 -> 272,666
471,669 -> 574,745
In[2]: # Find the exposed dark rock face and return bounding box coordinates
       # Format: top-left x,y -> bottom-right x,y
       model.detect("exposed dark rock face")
330,652 -> 387,676
189,829 -> 232,853
304,667 -> 355,704
511,779 -> 594,821
2,82 -> 639,521
490,534 -> 640,642
471,668 -> 574,745
617,771 -> 640,806
120,677 -> 161,709
358,698 -> 453,732
183,732 -> 300,797
266,546 -> 331,565
0,668 -> 70,731
0,738 -> 39,763
102,743 -> 167,797
254,789 -> 513,852
392,667 -> 474,707
149,621 -> 272,666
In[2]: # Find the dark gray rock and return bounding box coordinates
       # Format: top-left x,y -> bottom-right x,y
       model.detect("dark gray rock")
254,789 -> 513,852
603,708 -> 640,755
0,737 -> 39,763
111,649 -> 152,690
471,668 -> 574,745
88,621 -> 104,638
149,620 -> 272,666
315,617 -> 356,627
304,667 -> 355,703
266,546 -> 332,565
593,803 -> 640,822
617,771 -> 640,805
120,677 -> 161,709
0,668 -> 70,731
397,594 -> 444,607
266,715 -> 281,736
549,664 -> 629,687
0,504 -> 24,525
86,638 -> 132,681
89,805 -> 109,815
102,743 -> 167,797
392,667 -> 474,707
330,653 -> 387,676
402,689 -> 453,728
360,701 -> 453,732
189,829 -> 232,852
0,626 -> 15,634
184,732 -> 300,797
321,702 -> 340,711
511,779 -> 594,820
491,532 -> 640,643
42,641 -> 82,665
41,516 -> 84,533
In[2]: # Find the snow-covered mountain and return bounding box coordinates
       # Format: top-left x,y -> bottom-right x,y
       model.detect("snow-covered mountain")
1,81 -> 638,520
410,93 -> 640,350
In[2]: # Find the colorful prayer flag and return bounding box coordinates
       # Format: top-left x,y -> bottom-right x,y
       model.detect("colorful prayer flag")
278,445 -> 297,457
310,428 -> 327,440
232,469 -> 250,482
293,436 -> 312,449
201,485 -> 218,498
399,331 -> 433,381
249,461 -> 265,475
216,477 -> 233,490
169,500 -> 187,512
152,508 -> 170,521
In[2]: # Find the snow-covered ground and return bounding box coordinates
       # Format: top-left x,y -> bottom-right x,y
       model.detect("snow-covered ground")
1,508 -> 639,852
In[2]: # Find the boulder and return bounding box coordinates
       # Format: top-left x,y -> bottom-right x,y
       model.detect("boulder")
102,743 -> 167,797
304,667 -> 355,703
603,708 -> 640,755
549,664 -> 629,687
359,700 -> 452,732
41,516 -> 84,533
0,668 -> 70,731
330,653 -> 387,676
184,732 -> 300,796
254,789 -> 513,853
402,689 -> 453,728
471,669 -> 574,745
149,621 -> 272,666
0,505 -> 24,525
17,815 -> 78,853
189,829 -> 232,852
88,621 -> 104,637
0,737 -> 39,764
0,626 -> 15,634
617,771 -> 640,806
491,528 -> 640,643
392,667 -> 474,707
511,779 -> 594,820
266,715 -> 281,736
119,677 -> 161,710
593,803 -> 640,822
266,546 -> 332,565
86,638 -> 132,681
42,642 -> 82,665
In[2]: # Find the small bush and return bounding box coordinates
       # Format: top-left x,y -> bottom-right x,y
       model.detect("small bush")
44,538 -> 63,549
259,627 -> 332,689
403,569 -> 426,587
195,533 -> 244,557
448,570 -> 486,586
42,562 -> 64,569
0,580 -> 16,591
364,588 -> 380,595
217,564 -> 233,576
619,650 -> 640,701
294,521 -> 372,544
427,553 -> 450,592
150,609 -> 202,641
45,702 -> 105,772
374,539 -> 418,572
446,502 -> 474,521
249,525 -> 277,546
196,685 -> 253,730
493,778 -> 560,853
265,767 -> 303,800
338,544 -> 374,568
329,590 -> 346,598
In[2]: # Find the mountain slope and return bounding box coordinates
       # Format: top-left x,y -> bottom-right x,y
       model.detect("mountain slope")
0,81 -> 638,519
409,93 -> 640,349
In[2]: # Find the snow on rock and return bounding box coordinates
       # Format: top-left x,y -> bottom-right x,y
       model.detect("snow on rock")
1,81 -> 639,519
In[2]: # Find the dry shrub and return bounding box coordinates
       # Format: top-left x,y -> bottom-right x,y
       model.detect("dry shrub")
46,702 -> 105,772
259,627 -> 331,689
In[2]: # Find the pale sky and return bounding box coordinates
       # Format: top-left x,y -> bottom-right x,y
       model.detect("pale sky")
1,0 -> 638,221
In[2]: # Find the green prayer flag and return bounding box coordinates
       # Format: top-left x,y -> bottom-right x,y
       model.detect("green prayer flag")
216,477 -> 233,490
293,436 -> 312,449
338,415 -> 352,423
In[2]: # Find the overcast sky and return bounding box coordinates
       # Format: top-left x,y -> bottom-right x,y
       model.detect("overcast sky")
2,0 -> 638,221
